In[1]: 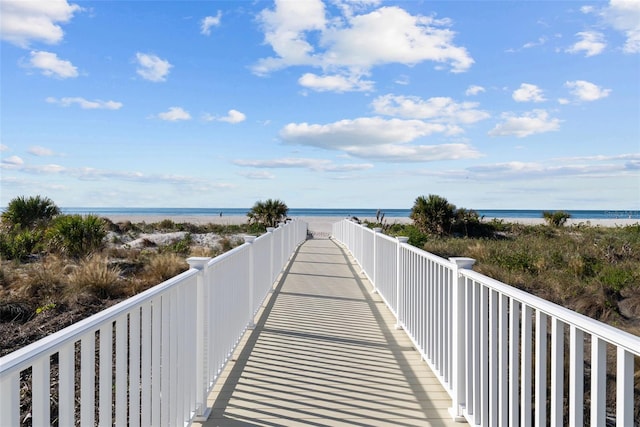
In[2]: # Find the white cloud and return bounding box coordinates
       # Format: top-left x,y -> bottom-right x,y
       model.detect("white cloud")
279,117 -> 481,162
254,3 -> 473,91
135,53 -> 172,82
28,146 -> 55,156
46,96 -> 122,109
235,157 -> 373,172
566,31 -> 606,57
1,155 -> 24,167
298,72 -> 374,92
0,144 -> 8,152
489,109 -> 561,138
465,85 -> 485,96
394,74 -> 410,85
512,83 -> 546,103
0,0 -> 81,48
601,0 -> 640,53
219,109 -> 246,124
201,11 -> 222,35
565,80 -> 611,101
157,107 -> 191,121
372,94 -> 490,124
465,156 -> 636,180
27,50 -> 78,78
241,171 -> 276,180
203,109 -> 247,123
321,7 -> 473,72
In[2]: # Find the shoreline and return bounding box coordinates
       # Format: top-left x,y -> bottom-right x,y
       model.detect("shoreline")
103,214 -> 639,235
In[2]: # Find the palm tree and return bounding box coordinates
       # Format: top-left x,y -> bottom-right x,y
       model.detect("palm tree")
247,199 -> 289,228
1,195 -> 60,230
410,194 -> 456,236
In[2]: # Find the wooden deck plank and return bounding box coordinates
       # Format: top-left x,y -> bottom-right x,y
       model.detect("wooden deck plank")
194,239 -> 462,426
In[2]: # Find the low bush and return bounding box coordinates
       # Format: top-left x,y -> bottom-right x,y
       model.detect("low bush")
46,215 -> 107,258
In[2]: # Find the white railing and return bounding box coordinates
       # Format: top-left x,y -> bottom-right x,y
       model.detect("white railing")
0,219 -> 307,427
332,219 -> 640,427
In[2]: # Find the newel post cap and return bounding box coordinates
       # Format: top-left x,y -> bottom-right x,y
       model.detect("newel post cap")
187,257 -> 211,270
244,235 -> 256,244
396,236 -> 409,244
373,227 -> 382,233
449,257 -> 476,269
266,227 -> 275,233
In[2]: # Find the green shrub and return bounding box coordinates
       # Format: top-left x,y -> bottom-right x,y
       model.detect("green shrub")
410,194 -> 456,236
542,210 -> 571,227
160,234 -> 192,255
1,195 -> 60,231
46,214 -> 107,258
0,229 -> 44,260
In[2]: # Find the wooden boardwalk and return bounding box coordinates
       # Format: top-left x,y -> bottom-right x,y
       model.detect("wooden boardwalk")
194,238 -> 461,426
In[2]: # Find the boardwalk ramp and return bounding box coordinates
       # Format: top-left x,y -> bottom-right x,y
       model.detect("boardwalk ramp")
194,239 -> 459,426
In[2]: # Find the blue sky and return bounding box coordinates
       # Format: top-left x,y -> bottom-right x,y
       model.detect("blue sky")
1,0 -> 639,210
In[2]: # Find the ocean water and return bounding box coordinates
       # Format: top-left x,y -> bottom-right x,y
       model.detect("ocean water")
61,207 -> 640,220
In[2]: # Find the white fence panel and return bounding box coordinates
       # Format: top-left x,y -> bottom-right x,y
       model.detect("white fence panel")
0,220 -> 307,427
332,219 -> 640,426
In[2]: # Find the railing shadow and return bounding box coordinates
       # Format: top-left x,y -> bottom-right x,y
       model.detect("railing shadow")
202,239 -> 456,426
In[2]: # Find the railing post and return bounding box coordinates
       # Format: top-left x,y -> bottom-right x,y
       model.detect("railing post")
244,236 -> 256,329
395,237 -> 409,329
372,228 -> 382,293
448,256 -> 476,421
187,256 -> 212,420
266,227 -> 275,290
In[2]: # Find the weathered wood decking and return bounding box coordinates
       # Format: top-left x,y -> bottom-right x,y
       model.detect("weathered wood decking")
194,238 -> 461,426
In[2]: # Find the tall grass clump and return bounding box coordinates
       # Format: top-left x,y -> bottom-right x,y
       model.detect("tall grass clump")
68,255 -> 123,299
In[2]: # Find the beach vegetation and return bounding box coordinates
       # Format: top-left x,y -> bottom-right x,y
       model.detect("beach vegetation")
0,196 -> 254,357
410,194 -> 455,236
1,195 -> 60,231
68,255 -> 123,300
542,210 -> 571,227
46,214 -> 107,259
159,233 -> 192,256
247,198 -> 289,228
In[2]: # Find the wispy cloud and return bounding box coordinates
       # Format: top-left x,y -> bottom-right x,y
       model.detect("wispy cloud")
202,109 -> 246,124
28,146 -> 56,156
280,117 -> 481,162
46,96 -> 122,109
566,31 -> 606,56
234,157 -> 374,172
156,107 -> 191,121
512,83 -> 546,103
372,94 -> 490,124
135,52 -> 172,82
219,109 -> 246,123
565,80 -> 611,101
201,11 -> 222,35
27,50 -> 78,78
489,109 -> 561,138
465,85 -> 485,96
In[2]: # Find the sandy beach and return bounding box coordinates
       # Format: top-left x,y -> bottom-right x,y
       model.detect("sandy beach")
103,214 -> 639,236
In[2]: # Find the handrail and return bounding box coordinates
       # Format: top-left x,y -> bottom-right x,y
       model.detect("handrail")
332,218 -> 640,426
0,268 -> 198,374
0,219 -> 308,427
461,269 -> 640,355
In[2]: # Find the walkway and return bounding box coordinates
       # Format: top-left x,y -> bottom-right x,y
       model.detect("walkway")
194,238 -> 460,426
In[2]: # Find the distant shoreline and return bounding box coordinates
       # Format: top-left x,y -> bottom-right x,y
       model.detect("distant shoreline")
102,214 -> 639,235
